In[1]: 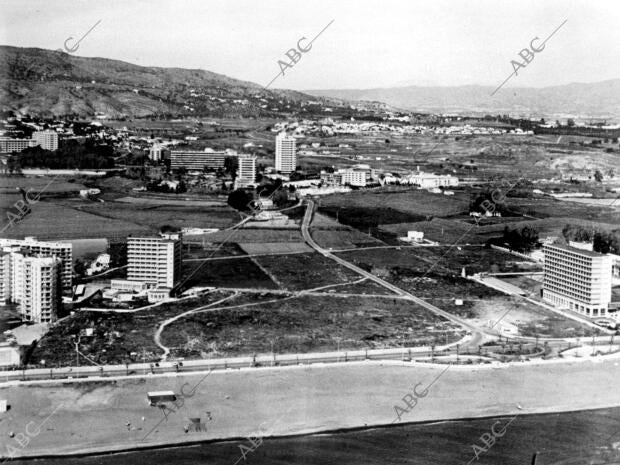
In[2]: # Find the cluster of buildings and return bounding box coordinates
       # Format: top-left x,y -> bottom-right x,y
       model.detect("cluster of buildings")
543,242 -> 620,321
159,132 -> 297,189
317,164 -> 459,190
0,130 -> 59,154
104,233 -> 183,304
0,237 -> 72,323
272,118 -> 533,137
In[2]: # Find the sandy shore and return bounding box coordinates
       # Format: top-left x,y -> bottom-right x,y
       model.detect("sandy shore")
2,357 -> 620,458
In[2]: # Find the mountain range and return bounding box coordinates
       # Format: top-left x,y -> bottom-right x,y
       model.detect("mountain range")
306,80 -> 620,121
0,46 -> 384,119
1,45 -> 618,121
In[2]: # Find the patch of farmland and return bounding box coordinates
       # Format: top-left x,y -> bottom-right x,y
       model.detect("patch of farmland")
238,242 -> 313,255
181,257 -> 279,290
255,253 -> 362,291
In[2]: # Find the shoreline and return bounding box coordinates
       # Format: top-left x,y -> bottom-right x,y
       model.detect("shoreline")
3,357 -> 620,459
6,405 -> 620,461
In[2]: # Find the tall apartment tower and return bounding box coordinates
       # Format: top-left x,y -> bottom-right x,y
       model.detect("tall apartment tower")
275,133 -> 296,174
127,234 -> 182,288
543,243 -> 612,318
235,154 -> 257,188
18,256 -> 61,323
0,252 -> 11,305
149,144 -> 163,162
32,130 -> 59,151
0,237 -> 72,292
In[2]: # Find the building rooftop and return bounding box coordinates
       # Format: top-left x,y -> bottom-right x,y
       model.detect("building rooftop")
544,242 -> 610,259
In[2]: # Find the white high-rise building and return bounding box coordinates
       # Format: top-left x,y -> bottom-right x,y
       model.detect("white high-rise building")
0,252 -> 11,305
275,133 -> 296,174
235,154 -> 257,188
32,130 -> 59,151
149,143 -> 163,162
0,237 -> 72,292
18,256 -> 61,323
543,243 -> 613,318
127,234 -> 182,288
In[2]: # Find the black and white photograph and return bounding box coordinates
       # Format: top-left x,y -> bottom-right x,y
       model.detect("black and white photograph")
0,1 -> 620,463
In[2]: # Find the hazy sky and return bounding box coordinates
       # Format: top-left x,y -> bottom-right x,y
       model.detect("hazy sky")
1,0 -> 619,90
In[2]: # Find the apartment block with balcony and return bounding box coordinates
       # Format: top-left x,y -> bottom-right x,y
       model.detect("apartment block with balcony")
170,149 -> 229,170
0,237 -> 72,292
235,154 -> 257,188
275,133 -> 296,174
543,243 -> 613,318
127,234 -> 182,288
32,130 -> 59,151
18,256 -> 61,323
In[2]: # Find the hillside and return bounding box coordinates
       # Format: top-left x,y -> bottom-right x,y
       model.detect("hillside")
0,46 -> 387,119
306,80 -> 620,121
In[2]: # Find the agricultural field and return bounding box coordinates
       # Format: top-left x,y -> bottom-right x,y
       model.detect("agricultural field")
319,187 -> 470,219
181,256 -> 279,290
337,246 -> 539,278
310,228 -> 384,249
254,253 -> 362,291
504,196 -> 620,224
161,294 -> 466,359
0,175 -> 86,193
237,241 -> 313,254
379,218 -> 484,244
67,199 -> 240,231
0,199 -> 150,240
198,228 -> 304,244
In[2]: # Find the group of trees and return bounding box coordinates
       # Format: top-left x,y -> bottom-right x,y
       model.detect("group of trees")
8,140 -> 115,171
500,226 -> 539,252
227,180 -> 295,212
562,224 -> 620,254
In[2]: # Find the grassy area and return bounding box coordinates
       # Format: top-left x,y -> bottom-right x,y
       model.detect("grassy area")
71,200 -> 240,231
0,200 -> 150,240
320,187 -> 470,218
161,294 -> 466,358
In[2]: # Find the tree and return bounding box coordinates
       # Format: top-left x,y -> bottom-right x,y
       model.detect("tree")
594,170 -> 603,182
227,189 -> 253,211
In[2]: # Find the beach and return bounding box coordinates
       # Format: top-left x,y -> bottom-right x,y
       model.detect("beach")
2,357 -> 620,458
